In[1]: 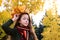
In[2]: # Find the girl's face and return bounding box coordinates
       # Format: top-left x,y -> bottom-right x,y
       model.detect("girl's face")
19,14 -> 29,27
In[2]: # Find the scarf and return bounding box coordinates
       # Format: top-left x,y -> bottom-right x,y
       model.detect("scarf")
16,26 -> 29,40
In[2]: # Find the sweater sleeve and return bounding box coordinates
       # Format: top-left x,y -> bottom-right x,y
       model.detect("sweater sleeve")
2,19 -> 14,35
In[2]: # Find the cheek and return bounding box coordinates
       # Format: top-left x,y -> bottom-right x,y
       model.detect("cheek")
19,20 -> 23,24
27,21 -> 29,24
19,19 -> 26,25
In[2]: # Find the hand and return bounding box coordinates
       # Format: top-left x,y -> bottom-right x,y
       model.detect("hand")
12,14 -> 19,21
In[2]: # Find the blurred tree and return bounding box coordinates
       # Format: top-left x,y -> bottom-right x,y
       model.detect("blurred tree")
0,10 -> 11,40
0,0 -> 45,40
42,8 -> 60,40
0,0 -> 2,6
2,0 -> 44,14
19,0 -> 44,14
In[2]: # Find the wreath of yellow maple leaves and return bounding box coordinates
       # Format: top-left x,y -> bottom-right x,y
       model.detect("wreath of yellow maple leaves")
11,5 -> 30,18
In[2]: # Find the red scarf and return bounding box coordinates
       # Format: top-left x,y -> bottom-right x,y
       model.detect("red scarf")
16,26 -> 29,40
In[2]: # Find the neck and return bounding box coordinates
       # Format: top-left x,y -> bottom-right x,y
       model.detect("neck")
16,26 -> 29,31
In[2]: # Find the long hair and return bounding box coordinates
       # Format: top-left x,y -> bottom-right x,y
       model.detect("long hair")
14,12 -> 38,40
14,12 -> 32,30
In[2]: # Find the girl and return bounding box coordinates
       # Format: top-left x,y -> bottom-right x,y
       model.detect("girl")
2,12 -> 38,40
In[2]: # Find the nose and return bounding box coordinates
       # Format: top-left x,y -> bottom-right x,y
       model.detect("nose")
25,19 -> 28,23
26,20 -> 27,23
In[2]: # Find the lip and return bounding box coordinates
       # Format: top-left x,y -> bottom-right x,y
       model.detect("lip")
25,23 -> 28,25
25,23 -> 28,24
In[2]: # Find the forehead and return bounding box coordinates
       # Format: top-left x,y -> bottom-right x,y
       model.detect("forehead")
21,14 -> 29,18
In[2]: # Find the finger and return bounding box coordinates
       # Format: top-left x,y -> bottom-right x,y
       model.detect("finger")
14,14 -> 19,17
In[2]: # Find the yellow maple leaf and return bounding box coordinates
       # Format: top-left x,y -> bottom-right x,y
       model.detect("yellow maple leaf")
0,0 -> 2,6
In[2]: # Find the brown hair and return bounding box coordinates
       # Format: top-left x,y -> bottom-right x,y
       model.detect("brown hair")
14,12 -> 32,29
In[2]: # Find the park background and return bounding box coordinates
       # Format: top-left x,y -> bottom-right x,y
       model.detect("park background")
0,0 -> 60,40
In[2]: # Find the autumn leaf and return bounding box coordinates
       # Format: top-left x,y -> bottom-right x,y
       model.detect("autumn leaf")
0,0 -> 2,6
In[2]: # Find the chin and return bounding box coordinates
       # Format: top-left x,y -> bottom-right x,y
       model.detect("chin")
24,25 -> 28,27
24,25 -> 27,27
